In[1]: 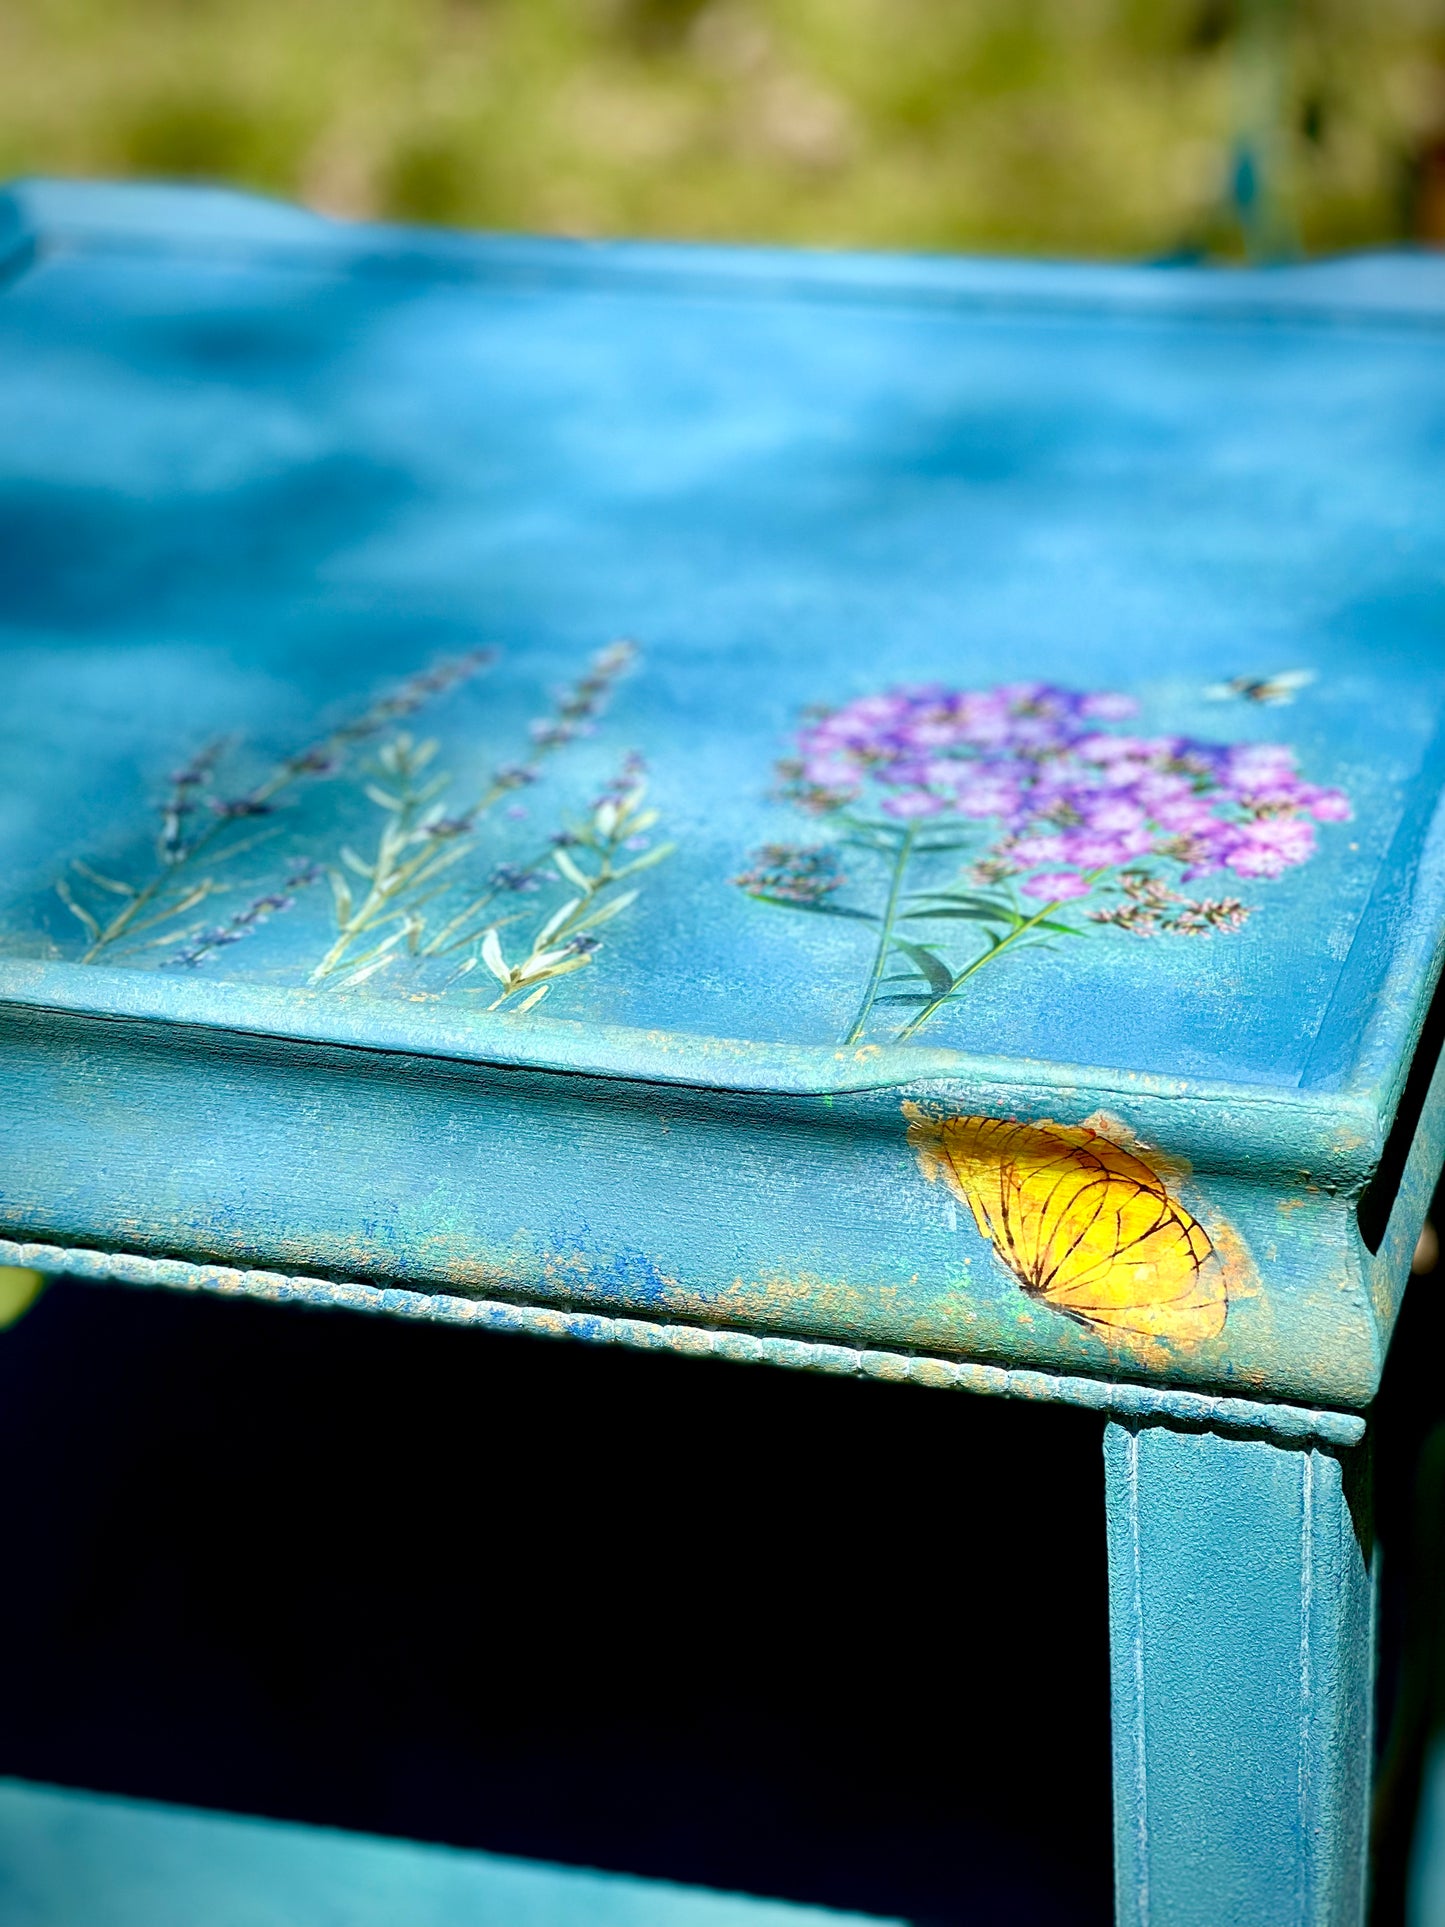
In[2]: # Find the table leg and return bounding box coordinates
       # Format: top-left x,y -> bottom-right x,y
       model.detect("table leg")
1104,1421 -> 1375,1927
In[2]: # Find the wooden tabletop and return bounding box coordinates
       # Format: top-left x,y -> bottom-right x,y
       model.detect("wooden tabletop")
2,180 -> 1443,1431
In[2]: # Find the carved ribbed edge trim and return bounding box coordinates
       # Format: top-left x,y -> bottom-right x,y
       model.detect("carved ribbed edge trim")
0,1236 -> 1367,1448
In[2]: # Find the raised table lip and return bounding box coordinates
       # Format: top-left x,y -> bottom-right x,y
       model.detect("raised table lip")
0,956 -> 1398,1189
4,175 -> 1445,332
3,179 -> 1445,1195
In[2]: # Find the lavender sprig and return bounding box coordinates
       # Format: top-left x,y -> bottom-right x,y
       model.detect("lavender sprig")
311,641 -> 638,987
59,649 -> 493,965
401,644 -> 641,968
454,754 -> 673,1012
162,863 -> 324,969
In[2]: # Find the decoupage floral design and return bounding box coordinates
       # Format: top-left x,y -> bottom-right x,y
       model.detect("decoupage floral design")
55,651 -> 494,967
53,639 -> 672,1014
735,681 -> 1351,1044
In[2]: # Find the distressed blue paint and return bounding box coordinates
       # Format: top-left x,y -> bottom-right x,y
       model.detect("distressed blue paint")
0,180 -> 1441,1927
0,1779 -> 893,1927
0,188 -> 1442,1089
0,958 -> 1408,1171
1106,1423 -> 1374,1926
0,1232 -> 1367,1447
0,181 -> 1443,1416
0,987 -> 1395,1408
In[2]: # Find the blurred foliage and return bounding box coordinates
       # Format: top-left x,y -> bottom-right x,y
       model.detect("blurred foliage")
1,0 -> 1443,254
0,1268 -> 45,1330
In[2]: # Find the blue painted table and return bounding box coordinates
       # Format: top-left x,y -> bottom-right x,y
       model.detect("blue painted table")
2,179 -> 1445,1925
0,1779 -> 898,1927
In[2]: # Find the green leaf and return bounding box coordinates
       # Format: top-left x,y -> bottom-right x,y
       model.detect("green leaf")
71,860 -> 136,898
892,939 -> 955,998
906,887 -> 1008,905
553,848 -> 591,890
336,954 -> 399,988
517,944 -> 578,979
613,841 -> 676,880
574,887 -> 639,932
328,868 -> 353,924
747,895 -> 878,922
535,897 -> 583,947
480,927 -> 511,985
55,878 -> 100,940
900,905 -> 1012,923
908,890 -> 1021,916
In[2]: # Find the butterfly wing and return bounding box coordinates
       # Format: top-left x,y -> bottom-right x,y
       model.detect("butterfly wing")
1029,1141 -> 1220,1341
923,1114 -> 1224,1345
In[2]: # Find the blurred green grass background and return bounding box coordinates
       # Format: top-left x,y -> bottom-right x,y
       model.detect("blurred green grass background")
2,0 -> 1444,257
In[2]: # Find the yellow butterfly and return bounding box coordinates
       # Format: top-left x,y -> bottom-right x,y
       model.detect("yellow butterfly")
906,1109 -> 1226,1345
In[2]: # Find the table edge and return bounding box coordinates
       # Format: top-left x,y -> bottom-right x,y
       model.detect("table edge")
0,1234 -> 1367,1448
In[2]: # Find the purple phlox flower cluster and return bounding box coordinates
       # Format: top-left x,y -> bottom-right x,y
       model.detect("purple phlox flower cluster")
490,862 -> 544,894
732,843 -> 847,906
1089,870 -> 1252,938
163,860 -> 323,969
782,681 -> 1349,892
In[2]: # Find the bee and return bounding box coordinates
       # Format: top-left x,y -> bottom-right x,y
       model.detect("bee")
1204,669 -> 1315,706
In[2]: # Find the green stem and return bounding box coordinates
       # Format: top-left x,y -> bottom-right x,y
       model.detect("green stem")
78,752 -> 315,964
486,848 -> 625,1009
842,823 -> 917,1046
896,870 -> 1105,1042
79,821 -> 228,962
310,774 -> 438,984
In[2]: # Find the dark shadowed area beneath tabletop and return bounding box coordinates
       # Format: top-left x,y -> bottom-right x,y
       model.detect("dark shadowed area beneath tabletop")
0,1275 -> 1113,1927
